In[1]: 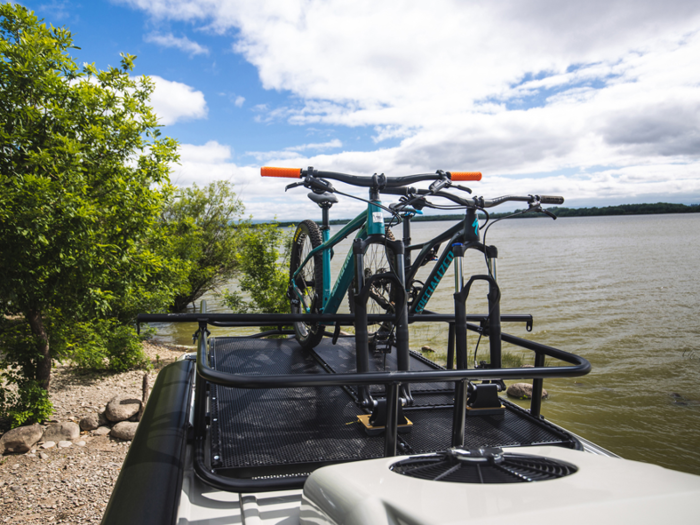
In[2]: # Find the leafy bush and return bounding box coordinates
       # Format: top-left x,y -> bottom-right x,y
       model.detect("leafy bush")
222,223 -> 293,315
0,317 -> 54,427
66,319 -> 149,372
0,377 -> 53,429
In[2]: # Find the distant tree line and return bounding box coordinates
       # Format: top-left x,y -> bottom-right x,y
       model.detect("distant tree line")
533,202 -> 700,218
275,202 -> 700,227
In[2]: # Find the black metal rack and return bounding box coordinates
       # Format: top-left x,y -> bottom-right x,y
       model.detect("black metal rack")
137,310 -> 590,493
134,234 -> 591,493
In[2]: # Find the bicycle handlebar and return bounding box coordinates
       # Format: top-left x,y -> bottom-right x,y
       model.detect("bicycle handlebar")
385,187 -> 565,210
261,166 -> 482,188
479,195 -> 564,207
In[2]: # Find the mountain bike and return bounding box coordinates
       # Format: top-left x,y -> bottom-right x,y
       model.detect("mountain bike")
260,167 -> 482,352
383,187 -> 564,316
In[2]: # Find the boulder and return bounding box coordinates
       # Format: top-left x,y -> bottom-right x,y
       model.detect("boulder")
506,382 -> 549,400
93,427 -> 111,436
111,421 -> 138,441
105,395 -> 141,422
0,424 -> 43,454
80,413 -> 100,431
42,422 -> 81,442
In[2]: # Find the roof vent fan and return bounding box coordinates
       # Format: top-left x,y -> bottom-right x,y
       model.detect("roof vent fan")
390,447 -> 577,484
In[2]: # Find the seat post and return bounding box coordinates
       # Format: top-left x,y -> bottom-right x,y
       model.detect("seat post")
321,206 -> 330,232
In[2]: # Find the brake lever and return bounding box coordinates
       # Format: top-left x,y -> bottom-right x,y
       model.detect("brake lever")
285,181 -> 305,191
542,208 -> 557,220
529,203 -> 557,220
453,184 -> 473,194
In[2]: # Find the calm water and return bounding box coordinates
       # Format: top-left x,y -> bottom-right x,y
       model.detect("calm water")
151,214 -> 700,475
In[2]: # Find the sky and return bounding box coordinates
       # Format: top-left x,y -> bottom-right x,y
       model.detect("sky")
15,0 -> 700,220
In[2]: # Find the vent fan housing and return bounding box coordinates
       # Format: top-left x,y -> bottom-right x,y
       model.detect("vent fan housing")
390,447 -> 578,484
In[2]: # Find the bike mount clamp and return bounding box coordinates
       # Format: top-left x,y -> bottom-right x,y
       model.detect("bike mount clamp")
358,397 -> 413,436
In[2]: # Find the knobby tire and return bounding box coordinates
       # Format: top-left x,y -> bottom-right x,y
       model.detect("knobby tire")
289,220 -> 325,349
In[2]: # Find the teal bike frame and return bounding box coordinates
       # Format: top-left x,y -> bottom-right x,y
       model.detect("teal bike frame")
291,200 -> 387,317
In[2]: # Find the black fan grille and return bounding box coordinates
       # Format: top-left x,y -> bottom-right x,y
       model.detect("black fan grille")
391,451 -> 577,483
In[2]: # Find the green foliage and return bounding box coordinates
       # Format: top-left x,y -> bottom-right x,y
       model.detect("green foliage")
0,5 -> 183,391
0,377 -> 53,429
222,224 -> 293,316
162,181 -> 246,312
64,320 -> 149,372
0,317 -> 54,427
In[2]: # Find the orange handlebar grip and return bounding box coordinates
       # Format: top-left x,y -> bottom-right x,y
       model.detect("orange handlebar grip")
449,171 -> 482,181
261,167 -> 302,178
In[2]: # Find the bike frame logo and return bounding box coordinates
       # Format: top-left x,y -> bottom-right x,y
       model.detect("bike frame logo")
415,250 -> 455,313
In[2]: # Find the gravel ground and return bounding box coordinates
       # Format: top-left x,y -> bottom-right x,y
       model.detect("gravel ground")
0,341 -> 193,525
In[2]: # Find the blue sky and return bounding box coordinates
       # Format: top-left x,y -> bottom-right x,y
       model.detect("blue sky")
16,0 -> 700,219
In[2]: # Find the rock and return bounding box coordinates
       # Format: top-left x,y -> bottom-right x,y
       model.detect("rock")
93,427 -> 111,436
76,441 -> 86,447
105,395 -> 141,422
110,421 -> 138,441
670,392 -> 700,407
41,441 -> 56,449
0,424 -> 44,454
506,382 -> 549,400
39,452 -> 49,460
98,411 -> 109,426
421,345 -> 435,353
58,441 -> 72,448
80,414 -> 100,431
42,422 -> 80,442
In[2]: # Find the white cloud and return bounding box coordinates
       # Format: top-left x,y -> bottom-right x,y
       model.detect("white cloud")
179,140 -> 231,164
144,32 -> 209,56
148,75 -> 208,125
246,139 -> 342,162
286,139 -> 342,152
119,0 -> 700,214
234,95 -> 245,107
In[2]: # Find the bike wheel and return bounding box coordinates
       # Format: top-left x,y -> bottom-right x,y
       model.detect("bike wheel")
348,228 -> 399,344
289,220 -> 325,349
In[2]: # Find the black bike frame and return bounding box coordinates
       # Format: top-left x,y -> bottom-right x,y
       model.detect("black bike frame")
403,208 -> 496,314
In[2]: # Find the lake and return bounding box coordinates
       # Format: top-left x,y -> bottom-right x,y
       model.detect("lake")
150,213 -> 700,475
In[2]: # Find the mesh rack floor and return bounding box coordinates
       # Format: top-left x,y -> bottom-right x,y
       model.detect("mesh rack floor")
208,336 -> 579,478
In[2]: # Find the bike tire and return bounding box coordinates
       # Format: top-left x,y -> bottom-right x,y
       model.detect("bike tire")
289,220 -> 325,349
348,228 -> 399,344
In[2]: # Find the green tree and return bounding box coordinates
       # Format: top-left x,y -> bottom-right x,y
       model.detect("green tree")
162,181 -> 246,312
222,223 -> 292,316
0,5 -> 181,394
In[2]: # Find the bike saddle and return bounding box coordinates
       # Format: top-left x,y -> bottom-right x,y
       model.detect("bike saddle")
307,191 -> 338,207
